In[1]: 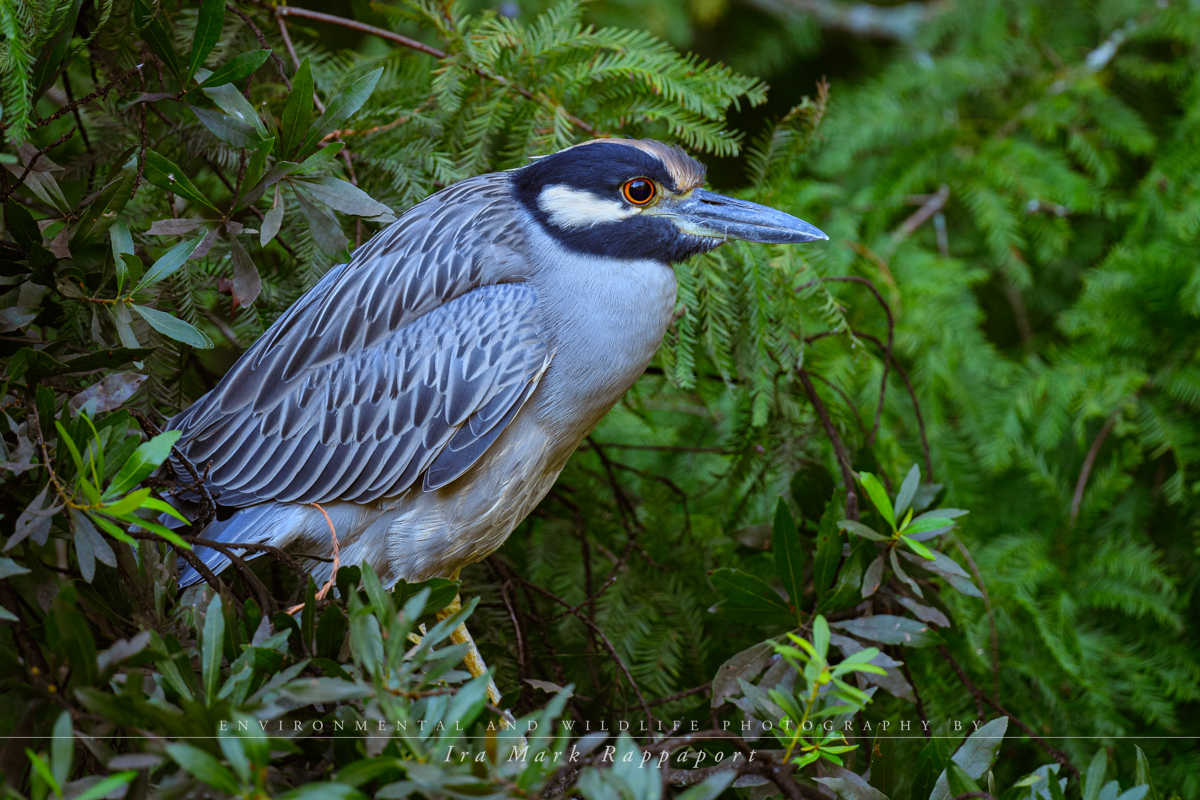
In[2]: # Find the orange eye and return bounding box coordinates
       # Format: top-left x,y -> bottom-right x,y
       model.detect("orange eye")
622,178 -> 656,206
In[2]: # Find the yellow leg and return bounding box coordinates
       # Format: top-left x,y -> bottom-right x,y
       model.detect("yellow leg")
437,592 -> 503,706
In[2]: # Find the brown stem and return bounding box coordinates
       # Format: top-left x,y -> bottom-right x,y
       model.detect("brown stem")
1070,416 -> 1115,524
0,128 -> 76,202
894,184 -> 949,240
34,65 -> 142,128
847,330 -> 933,477
815,276 -> 895,446
510,574 -> 658,729
951,535 -> 1000,703
798,368 -> 859,520
226,4 -> 292,90
937,645 -> 1081,782
272,5 -> 600,136
898,658 -> 930,740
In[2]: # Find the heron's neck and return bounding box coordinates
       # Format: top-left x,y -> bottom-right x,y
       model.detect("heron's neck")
515,211 -> 677,439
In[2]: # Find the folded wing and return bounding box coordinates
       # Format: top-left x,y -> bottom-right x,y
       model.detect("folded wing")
167,175 -> 547,506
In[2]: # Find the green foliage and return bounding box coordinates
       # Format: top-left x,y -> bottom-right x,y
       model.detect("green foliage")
0,0 -> 1196,799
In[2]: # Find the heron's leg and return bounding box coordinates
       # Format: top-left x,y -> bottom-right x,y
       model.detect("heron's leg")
436,591 -> 502,706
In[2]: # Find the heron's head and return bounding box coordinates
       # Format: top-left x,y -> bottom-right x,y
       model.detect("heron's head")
512,139 -> 827,264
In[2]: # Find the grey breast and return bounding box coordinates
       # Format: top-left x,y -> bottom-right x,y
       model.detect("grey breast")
168,173 -> 549,509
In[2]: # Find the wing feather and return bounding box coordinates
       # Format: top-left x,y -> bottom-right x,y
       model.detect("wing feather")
167,173 -> 546,507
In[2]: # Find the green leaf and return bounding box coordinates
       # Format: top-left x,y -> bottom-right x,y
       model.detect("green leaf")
929,718 -> 1009,800
857,472 -> 895,529
261,185 -> 284,247
710,568 -> 793,622
199,50 -> 271,89
772,498 -> 804,618
50,711 -> 72,789
187,0 -> 225,84
228,235 -> 261,306
813,494 -> 844,601
901,535 -> 937,560
69,158 -> 138,250
51,348 -> 155,377
73,772 -> 138,800
73,509 -> 116,583
241,137 -> 274,199
128,516 -> 192,550
202,83 -> 268,137
869,730 -> 896,796
143,150 -> 219,212
109,222 -> 133,293
946,764 -> 981,798
30,0 -> 83,103
139,496 -> 189,524
105,429 -> 181,498
133,234 -> 205,292
191,105 -> 261,148
910,739 -> 946,800
279,58 -> 314,158
290,142 -> 344,175
276,783 -> 365,800
1083,749 -> 1107,800
677,772 -> 737,800
135,0 -> 183,83
792,464 -> 836,524
902,517 -> 955,536
838,520 -> 888,541
893,464 -> 920,521
1135,746 -> 1158,800
166,743 -> 240,794
861,553 -> 884,598
25,749 -> 60,797
202,593 -> 224,704
100,487 -> 151,517
831,615 -> 937,647
294,189 -> 348,259
132,305 -> 214,349
812,614 -> 830,660
298,68 -> 383,157
294,177 -> 391,218
7,200 -> 43,253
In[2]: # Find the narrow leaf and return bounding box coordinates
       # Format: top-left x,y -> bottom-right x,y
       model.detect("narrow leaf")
228,235 -> 261,306
772,498 -> 805,615
279,57 -> 314,158
132,305 -> 214,349
143,150 -> 218,212
187,0 -> 225,83
298,68 -> 383,156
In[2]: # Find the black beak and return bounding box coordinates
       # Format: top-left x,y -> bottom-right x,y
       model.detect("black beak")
669,189 -> 828,244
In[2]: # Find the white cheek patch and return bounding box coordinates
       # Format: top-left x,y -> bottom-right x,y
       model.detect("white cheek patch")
538,184 -> 638,230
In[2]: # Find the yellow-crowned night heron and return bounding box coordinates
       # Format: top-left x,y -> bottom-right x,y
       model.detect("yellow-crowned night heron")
168,139 -> 826,697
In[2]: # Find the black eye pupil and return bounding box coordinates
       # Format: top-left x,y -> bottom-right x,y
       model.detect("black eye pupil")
627,180 -> 653,203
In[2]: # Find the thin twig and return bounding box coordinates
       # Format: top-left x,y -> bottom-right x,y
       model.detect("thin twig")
819,276 -> 895,445
1070,415 -> 1115,524
511,574 -> 658,729
798,368 -> 859,520
0,128 -> 76,202
272,5 -> 600,136
894,184 -> 949,240
951,535 -> 1000,703
848,330 -> 933,477
898,658 -> 930,740
937,645 -> 1081,782
226,4 -> 291,89
34,65 -> 143,128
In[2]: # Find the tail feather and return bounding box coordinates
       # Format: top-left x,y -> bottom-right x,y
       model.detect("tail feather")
177,504 -> 285,588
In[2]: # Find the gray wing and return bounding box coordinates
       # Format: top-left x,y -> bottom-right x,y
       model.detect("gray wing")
169,175 -> 547,505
